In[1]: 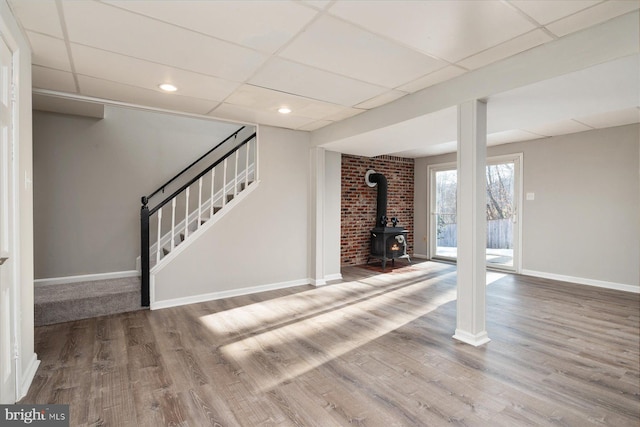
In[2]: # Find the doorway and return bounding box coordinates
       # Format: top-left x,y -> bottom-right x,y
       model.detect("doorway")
428,154 -> 522,271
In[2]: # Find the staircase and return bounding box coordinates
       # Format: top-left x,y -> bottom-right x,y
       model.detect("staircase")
141,127 -> 258,306
34,126 -> 257,325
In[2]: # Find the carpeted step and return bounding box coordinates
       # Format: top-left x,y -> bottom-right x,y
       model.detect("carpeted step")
34,276 -> 143,326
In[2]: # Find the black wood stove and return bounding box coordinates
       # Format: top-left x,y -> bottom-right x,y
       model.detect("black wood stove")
365,170 -> 411,270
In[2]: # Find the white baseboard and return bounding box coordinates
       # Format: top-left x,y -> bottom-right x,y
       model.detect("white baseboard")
310,278 -> 326,287
412,254 -> 429,260
151,278 -> 311,310
453,329 -> 491,347
324,273 -> 343,282
521,269 -> 639,294
19,353 -> 40,401
310,273 -> 343,287
34,270 -> 140,287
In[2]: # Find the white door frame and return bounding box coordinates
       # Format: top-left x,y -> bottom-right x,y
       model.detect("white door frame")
0,30 -> 17,404
427,160 -> 457,260
427,153 -> 523,273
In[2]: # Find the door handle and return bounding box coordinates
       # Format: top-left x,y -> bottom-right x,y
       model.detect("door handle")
0,257 -> 8,265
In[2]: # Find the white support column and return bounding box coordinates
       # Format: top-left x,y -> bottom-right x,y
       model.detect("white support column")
309,147 -> 326,287
453,99 -> 490,347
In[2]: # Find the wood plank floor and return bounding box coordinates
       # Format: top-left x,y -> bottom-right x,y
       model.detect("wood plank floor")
21,261 -> 640,426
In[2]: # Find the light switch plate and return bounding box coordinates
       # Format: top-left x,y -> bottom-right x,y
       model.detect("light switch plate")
526,192 -> 535,201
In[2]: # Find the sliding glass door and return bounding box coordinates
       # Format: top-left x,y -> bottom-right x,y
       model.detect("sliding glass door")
485,161 -> 516,268
429,154 -> 521,271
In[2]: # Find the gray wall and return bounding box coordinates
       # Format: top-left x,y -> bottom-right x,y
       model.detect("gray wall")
414,124 -> 640,288
153,126 -> 311,302
33,106 -> 242,279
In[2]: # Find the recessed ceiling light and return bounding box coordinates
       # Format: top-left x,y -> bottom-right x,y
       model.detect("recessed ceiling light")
278,107 -> 291,114
159,83 -> 177,92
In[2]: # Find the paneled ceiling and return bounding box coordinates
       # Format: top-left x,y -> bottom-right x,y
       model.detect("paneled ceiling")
8,0 -> 640,157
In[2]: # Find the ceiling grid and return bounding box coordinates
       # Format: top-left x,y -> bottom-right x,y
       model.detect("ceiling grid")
8,0 -> 639,157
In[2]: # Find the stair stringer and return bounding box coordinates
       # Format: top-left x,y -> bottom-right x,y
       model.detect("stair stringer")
148,180 -> 260,304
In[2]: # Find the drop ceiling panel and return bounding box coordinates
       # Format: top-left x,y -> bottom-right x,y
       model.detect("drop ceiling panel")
300,1 -> 332,11
397,66 -> 467,93
27,32 -> 72,72
487,129 -> 545,145
546,1 -> 640,37
71,44 -> 240,102
211,103 -> 314,129
576,107 -> 640,128
279,15 -> 446,88
457,29 -> 553,70
224,84 -> 348,120
32,66 -> 77,93
355,90 -> 408,110
322,107 -> 365,122
106,1 -> 317,54
78,75 -> 219,115
291,102 -> 363,121
62,1 -> 267,81
509,0 -> 601,25
524,119 -> 594,137
297,120 -> 333,131
250,58 -> 388,106
329,0 -> 536,62
8,0 -> 63,38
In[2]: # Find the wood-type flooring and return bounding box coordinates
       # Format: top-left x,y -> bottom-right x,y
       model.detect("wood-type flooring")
21,261 -> 640,426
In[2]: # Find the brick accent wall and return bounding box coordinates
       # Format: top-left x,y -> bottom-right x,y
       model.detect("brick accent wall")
341,154 -> 414,266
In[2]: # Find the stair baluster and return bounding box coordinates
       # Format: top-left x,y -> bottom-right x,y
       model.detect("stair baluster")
171,198 -> 176,251
245,143 -> 250,189
234,150 -> 239,197
198,177 -> 203,229
222,158 -> 228,208
156,207 -> 162,263
210,168 -> 215,217
184,187 -> 190,239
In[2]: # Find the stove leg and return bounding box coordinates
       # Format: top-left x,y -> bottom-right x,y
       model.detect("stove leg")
382,259 -> 386,271
392,258 -> 395,267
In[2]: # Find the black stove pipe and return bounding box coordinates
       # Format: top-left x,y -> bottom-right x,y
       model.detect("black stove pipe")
369,173 -> 388,228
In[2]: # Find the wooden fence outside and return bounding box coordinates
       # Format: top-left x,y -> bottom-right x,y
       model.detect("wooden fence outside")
437,218 -> 513,249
